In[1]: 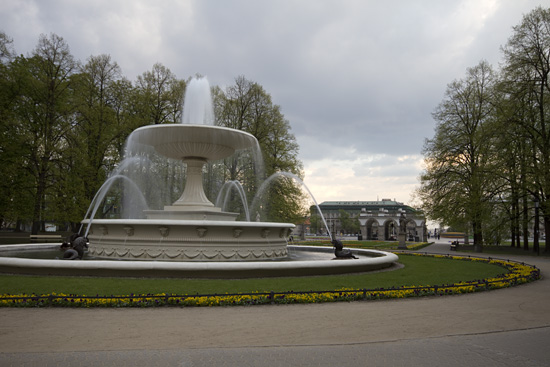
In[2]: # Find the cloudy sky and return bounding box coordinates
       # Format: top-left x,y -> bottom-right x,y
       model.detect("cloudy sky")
1,0 -> 547,206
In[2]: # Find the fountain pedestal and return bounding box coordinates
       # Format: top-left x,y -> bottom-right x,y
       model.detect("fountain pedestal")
143,158 -> 239,221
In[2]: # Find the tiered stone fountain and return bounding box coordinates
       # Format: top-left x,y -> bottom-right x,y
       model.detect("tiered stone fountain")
83,79 -> 294,262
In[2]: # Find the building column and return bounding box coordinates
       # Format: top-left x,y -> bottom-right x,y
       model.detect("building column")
415,225 -> 422,242
378,223 -> 385,241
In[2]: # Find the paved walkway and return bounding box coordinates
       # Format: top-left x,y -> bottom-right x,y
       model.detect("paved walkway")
1,240 -> 549,366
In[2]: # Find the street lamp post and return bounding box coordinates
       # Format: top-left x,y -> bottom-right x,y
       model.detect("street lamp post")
534,197 -> 540,256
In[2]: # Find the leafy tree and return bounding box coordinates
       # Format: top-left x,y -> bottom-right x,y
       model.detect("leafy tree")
263,107 -> 301,174
309,213 -> 323,235
261,105 -> 305,223
0,31 -> 32,229
107,78 -> 137,157
0,31 -> 14,62
419,61 -> 497,251
501,6 -> 550,252
134,63 -> 183,125
213,76 -> 272,189
213,76 -> 305,223
338,209 -> 359,234
10,34 -> 76,234
494,88 -> 536,250
72,55 -> 124,198
46,54 -> 138,228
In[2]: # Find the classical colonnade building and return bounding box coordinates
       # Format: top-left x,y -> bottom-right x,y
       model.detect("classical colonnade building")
315,199 -> 427,242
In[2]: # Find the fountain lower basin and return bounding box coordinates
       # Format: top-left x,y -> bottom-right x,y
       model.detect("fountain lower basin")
0,244 -> 399,279
83,219 -> 294,261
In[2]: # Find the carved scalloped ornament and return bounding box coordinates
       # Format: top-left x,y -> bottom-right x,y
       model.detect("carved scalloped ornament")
220,250 -> 236,259
164,249 -> 182,258
116,249 -> 129,257
183,250 -> 201,258
90,244 -> 289,261
130,249 -> 145,257
147,249 -> 163,258
237,250 -> 251,259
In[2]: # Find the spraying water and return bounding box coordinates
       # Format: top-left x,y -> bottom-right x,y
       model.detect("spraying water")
251,171 -> 332,241
79,157 -> 145,234
215,180 -> 250,221
181,77 -> 214,125
83,175 -> 148,238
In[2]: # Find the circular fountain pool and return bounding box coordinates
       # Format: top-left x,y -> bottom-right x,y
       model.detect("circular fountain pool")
0,243 -> 399,279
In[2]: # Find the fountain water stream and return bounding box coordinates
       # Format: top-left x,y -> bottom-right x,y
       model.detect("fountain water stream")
82,174 -> 147,238
215,181 -> 251,221
251,171 -> 333,240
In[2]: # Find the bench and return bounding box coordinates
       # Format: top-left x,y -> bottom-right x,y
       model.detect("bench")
450,241 -> 459,251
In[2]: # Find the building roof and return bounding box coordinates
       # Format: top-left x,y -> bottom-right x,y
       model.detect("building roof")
320,200 -> 402,206
317,200 -> 420,214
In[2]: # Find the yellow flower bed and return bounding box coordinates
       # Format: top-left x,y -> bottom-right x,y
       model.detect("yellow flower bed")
0,254 -> 540,308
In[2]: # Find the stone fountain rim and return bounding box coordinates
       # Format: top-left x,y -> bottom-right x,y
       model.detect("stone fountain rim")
0,244 -> 399,279
81,219 -> 296,227
134,123 -> 255,132
131,124 -> 258,145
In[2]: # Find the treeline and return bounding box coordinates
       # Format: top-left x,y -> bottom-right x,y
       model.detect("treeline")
0,33 -> 304,234
418,7 -> 550,252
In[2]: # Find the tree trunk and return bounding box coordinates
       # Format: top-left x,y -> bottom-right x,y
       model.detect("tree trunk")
31,203 -> 41,236
544,214 -> 550,253
70,221 -> 80,234
522,195 -> 529,251
515,201 -> 521,248
31,170 -> 47,235
473,221 -> 483,252
510,193 -> 519,247
510,220 -> 516,247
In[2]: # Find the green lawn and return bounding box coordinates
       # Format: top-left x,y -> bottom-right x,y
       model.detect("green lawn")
0,254 -> 505,296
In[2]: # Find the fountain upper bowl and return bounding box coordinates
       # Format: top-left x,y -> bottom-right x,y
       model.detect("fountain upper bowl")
130,124 -> 258,161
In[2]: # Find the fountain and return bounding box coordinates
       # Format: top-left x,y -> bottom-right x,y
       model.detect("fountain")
82,77 -> 293,262
0,76 -> 399,278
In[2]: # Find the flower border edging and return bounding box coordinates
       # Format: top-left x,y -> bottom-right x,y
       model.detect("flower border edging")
0,253 -> 540,307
